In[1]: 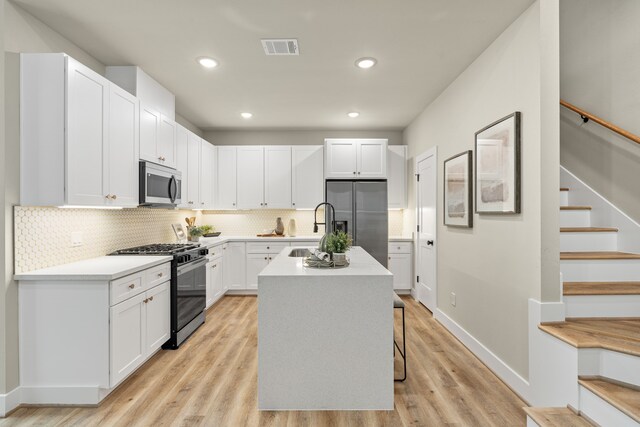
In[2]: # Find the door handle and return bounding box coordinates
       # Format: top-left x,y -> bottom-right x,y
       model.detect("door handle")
427,240 -> 434,246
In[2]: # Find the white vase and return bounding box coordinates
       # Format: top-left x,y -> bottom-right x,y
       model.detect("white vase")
288,218 -> 297,237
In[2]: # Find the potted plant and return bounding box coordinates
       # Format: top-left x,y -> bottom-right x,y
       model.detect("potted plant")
187,226 -> 205,242
325,231 -> 352,263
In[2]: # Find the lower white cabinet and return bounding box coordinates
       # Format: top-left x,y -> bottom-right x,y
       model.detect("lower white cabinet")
387,242 -> 412,290
206,244 -> 225,308
110,280 -> 170,386
224,242 -> 246,290
246,253 -> 271,290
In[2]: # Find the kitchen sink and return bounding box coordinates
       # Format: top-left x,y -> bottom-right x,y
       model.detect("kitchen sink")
288,248 -> 313,258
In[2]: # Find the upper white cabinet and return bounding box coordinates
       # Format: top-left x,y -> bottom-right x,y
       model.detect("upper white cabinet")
20,53 -> 139,208
175,125 -> 190,209
176,126 -> 216,210
387,145 -> 408,209
264,146 -> 292,209
216,146 -> 237,209
139,102 -> 176,168
291,146 -> 323,209
200,141 -> 215,209
186,132 -> 201,207
325,139 -> 388,179
237,146 -> 265,209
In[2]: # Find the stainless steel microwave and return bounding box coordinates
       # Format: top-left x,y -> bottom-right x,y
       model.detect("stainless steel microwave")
139,161 -> 182,208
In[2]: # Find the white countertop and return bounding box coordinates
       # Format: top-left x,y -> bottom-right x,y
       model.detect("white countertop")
199,235 -> 412,247
259,246 -> 392,277
14,255 -> 172,281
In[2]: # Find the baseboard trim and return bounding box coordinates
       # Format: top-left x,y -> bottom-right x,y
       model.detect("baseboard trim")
20,386 -> 103,405
434,309 -> 530,403
0,387 -> 21,417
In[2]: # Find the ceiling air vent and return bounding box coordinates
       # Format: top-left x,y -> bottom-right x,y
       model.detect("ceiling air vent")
261,39 -> 299,56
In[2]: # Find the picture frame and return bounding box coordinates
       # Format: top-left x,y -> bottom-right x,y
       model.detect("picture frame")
172,223 -> 187,241
474,112 -> 521,214
444,150 -> 473,228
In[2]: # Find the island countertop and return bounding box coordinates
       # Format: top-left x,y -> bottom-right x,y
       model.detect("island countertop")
259,246 -> 392,278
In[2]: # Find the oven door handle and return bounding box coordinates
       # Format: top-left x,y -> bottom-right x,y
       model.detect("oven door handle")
177,258 -> 207,276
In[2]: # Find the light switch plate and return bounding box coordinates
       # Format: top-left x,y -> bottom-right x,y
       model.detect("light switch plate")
71,231 -> 83,247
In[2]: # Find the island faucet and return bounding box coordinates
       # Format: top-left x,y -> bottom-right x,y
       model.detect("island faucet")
313,202 -> 336,234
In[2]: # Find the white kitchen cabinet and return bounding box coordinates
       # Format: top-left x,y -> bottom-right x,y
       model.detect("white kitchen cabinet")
20,53 -> 139,208
206,245 -> 225,308
186,133 -> 201,207
110,292 -> 146,387
145,282 -> 171,354
292,146 -> 323,209
224,242 -> 246,290
139,102 -> 176,168
237,146 -> 265,209
175,125 -> 190,208
387,242 -> 412,291
246,253 -> 270,290
264,146 -> 292,208
200,141 -> 215,209
216,146 -> 238,209
324,138 -> 388,179
387,145 -> 407,209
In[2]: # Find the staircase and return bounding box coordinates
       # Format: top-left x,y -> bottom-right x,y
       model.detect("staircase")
526,182 -> 640,426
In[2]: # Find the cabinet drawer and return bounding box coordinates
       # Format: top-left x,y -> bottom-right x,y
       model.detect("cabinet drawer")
207,244 -> 224,260
145,262 -> 171,289
388,242 -> 412,254
111,272 -> 145,306
246,242 -> 289,254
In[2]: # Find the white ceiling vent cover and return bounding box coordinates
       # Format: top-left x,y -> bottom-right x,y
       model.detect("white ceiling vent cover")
261,39 -> 299,56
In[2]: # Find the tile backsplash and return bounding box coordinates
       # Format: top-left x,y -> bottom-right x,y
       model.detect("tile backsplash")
14,207 -> 405,273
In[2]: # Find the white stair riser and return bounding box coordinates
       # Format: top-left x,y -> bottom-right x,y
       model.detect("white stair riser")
560,210 -> 591,227
564,295 -> 640,318
560,232 -> 618,252
579,385 -> 638,427
560,191 -> 569,207
579,349 -> 640,389
561,260 -> 640,282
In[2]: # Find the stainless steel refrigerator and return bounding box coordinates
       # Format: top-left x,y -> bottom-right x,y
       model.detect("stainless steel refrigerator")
325,180 -> 388,267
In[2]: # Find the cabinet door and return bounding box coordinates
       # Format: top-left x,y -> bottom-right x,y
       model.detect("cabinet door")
264,146 -> 292,209
388,253 -> 412,290
110,292 -> 146,387
206,260 -> 214,308
145,282 -> 170,354
66,58 -> 108,206
225,242 -> 246,290
158,115 -> 177,168
107,84 -> 139,207
325,139 -> 358,179
216,146 -> 237,209
200,141 -> 215,209
357,139 -> 387,178
175,125 -> 190,209
186,133 -> 201,207
139,103 -> 160,164
292,146 -> 323,209
237,146 -> 265,209
387,145 -> 407,209
246,253 -> 269,290
212,258 -> 224,300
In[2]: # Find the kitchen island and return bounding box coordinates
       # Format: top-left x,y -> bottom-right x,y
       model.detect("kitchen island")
258,246 -> 394,410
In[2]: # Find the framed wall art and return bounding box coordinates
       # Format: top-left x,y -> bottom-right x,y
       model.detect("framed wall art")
475,112 -> 521,214
444,150 -> 473,228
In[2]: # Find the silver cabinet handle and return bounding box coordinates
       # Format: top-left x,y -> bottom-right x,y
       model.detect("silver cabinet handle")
353,171 -> 356,175
157,272 -> 163,277
112,194 -> 117,200
129,284 -> 135,289
264,257 -> 267,260
149,296 -> 154,301
143,298 -> 148,303
357,171 -> 361,175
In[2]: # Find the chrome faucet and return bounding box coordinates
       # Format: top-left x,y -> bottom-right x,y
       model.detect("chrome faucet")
313,202 -> 336,234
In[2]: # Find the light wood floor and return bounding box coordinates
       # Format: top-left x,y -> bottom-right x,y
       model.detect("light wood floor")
2,296 -> 527,426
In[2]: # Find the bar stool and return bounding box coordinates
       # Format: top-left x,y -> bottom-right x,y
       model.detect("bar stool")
393,293 -> 406,382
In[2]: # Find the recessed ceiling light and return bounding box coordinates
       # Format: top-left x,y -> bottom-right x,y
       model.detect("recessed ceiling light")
355,57 -> 377,69
347,112 -> 360,118
241,112 -> 253,119
197,57 -> 219,69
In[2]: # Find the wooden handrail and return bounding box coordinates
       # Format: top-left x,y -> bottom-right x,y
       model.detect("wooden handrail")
560,100 -> 640,146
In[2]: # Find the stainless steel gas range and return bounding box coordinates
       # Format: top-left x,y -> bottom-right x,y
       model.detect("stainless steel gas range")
110,243 -> 209,349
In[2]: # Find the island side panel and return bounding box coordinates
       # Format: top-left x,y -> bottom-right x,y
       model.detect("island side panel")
258,275 -> 394,410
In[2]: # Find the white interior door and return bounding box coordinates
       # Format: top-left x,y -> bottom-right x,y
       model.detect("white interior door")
416,147 -> 437,312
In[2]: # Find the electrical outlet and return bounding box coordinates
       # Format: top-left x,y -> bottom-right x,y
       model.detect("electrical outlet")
71,231 -> 83,247
450,292 -> 456,307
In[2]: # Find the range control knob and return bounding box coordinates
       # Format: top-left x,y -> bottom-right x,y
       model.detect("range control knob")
199,248 -> 209,256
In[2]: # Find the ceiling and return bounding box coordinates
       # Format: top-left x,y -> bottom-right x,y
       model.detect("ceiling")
14,0 -> 534,131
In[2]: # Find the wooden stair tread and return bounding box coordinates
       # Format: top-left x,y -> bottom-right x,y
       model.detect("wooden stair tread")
564,282 -> 640,296
523,407 -> 592,427
539,318 -> 640,357
561,251 -> 640,260
561,206 -> 592,210
560,187 -> 570,192
560,227 -> 618,233
578,377 -> 640,423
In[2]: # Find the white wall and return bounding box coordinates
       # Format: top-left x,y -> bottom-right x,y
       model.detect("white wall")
204,129 -> 403,146
403,0 -> 559,381
559,0 -> 640,223
0,0 -> 7,398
